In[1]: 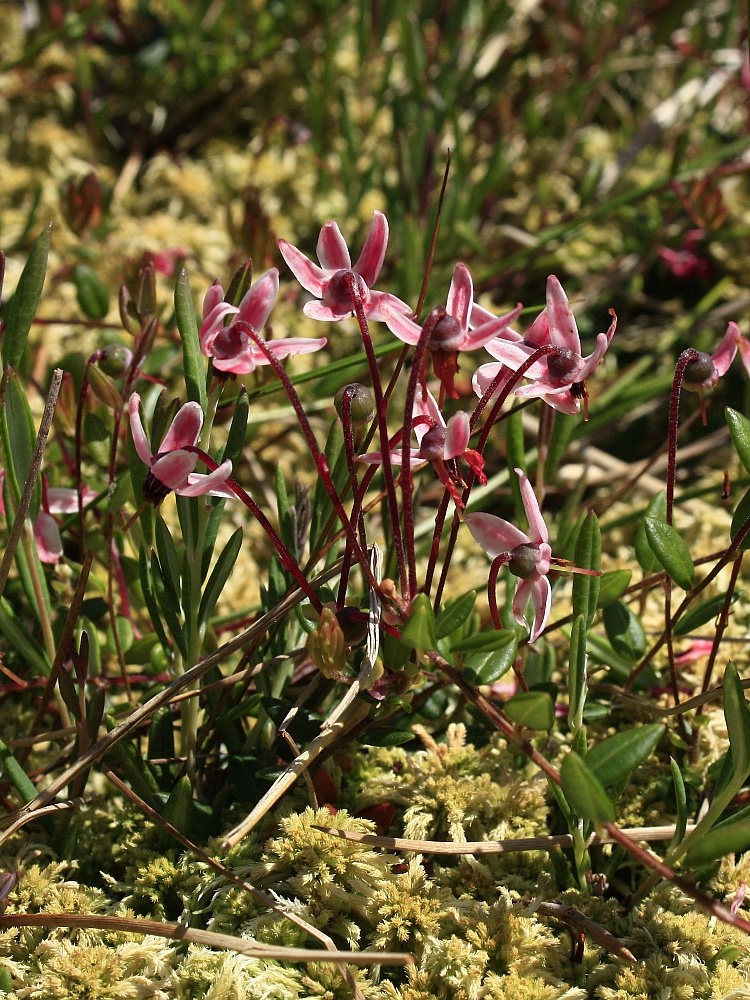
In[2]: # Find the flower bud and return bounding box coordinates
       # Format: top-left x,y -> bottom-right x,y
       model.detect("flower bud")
334,383 -> 375,424
683,351 -> 717,391
97,344 -> 133,377
509,543 -> 540,580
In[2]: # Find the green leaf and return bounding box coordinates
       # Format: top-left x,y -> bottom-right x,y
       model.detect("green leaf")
730,487 -> 750,551
597,569 -> 632,608
635,493 -> 667,573
0,738 -> 37,803
435,590 -> 476,639
400,593 -> 437,650
174,268 -> 206,410
585,724 -> 665,788
727,408 -> 750,475
723,661 -> 750,783
644,517 -> 695,590
670,757 -> 688,848
602,601 -> 647,662
684,819 -> 750,867
359,727 -> 414,747
198,527 -> 243,628
2,225 -> 50,371
572,511 -> 600,625
451,628 -> 513,653
2,371 -> 41,520
154,515 -> 182,606
568,614 -> 587,732
674,591 -> 738,637
560,751 -> 615,823
0,598 -> 50,675
503,690 -> 554,730
138,549 -> 171,655
464,630 -> 519,684
163,775 -> 194,837
73,264 -> 109,319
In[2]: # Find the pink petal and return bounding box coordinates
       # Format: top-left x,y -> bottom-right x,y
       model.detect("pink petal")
464,511 -> 531,556
46,487 -> 82,514
128,394 -> 154,465
515,467 -> 548,544
200,301 -> 239,349
413,388 -> 444,432
444,411 -> 470,459
461,303 -> 524,350
738,331 -> 750,378
160,402 -> 204,453
712,321 -> 741,378
278,240 -> 328,296
150,450 -> 198,490
576,330 -> 613,382
178,459 -> 234,498
201,280 -> 226,321
472,362 -> 512,400
353,211 -> 388,286
34,511 -> 63,563
545,276 -> 581,353
316,222 -> 351,271
382,302 -> 422,345
357,448 -> 422,467
483,337 -> 547,377
365,291 -> 412,324
236,268 -> 279,331
303,301 -> 351,322
513,576 -> 551,641
445,263 -> 473,333
214,335 -> 329,373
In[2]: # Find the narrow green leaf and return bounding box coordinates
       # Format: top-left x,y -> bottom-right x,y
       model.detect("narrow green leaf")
568,614 -> 587,732
221,388 -> 249,463
602,601 -> 647,662
727,408 -> 750,475
0,738 -> 37,803
635,493 -> 667,573
174,268 -> 206,409
684,819 -> 750,867
674,591 -> 738,637
451,628 -> 515,653
670,757 -> 688,848
150,552 -> 187,658
644,517 -> 695,590
435,590 -> 476,639
138,549 -> 171,655
572,511 -> 600,625
400,593 -> 437,650
3,371 -> 40,519
163,774 -> 194,837
155,515 -> 182,606
198,527 -> 243,628
2,225 -> 50,371
597,569 -> 632,608
503,690 -> 554,730
0,598 -> 50,675
730,487 -> 750,551
723,661 -> 750,782
73,263 -> 109,319
585,724 -> 665,788
560,751 -> 615,823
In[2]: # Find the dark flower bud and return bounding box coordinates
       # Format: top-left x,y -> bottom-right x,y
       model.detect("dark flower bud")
334,383 -> 375,424
428,313 -> 463,352
547,348 -> 582,387
420,426 -> 446,462
683,351 -> 717,391
508,543 -> 540,580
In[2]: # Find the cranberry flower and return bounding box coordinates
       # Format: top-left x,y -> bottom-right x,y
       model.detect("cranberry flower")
128,393 -> 234,504
278,211 -> 408,322
358,387 -> 486,507
682,321 -> 742,390
464,468 -> 552,641
0,472 -> 96,563
199,268 -> 326,375
383,263 -> 522,398
474,276 -> 616,414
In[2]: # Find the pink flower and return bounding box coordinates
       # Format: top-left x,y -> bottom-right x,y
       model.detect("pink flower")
358,387 -> 486,507
383,263 -> 522,398
199,268 -> 326,375
0,473 -> 96,563
128,393 -> 234,503
464,468 -> 552,641
278,211 -> 408,322
683,321 -> 742,390
473,276 -> 616,414
658,229 -> 712,281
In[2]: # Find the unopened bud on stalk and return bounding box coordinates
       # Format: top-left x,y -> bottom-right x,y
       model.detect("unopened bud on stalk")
682,351 -> 717,391
97,344 -> 133,377
307,605 -> 348,680
334,383 -> 375,424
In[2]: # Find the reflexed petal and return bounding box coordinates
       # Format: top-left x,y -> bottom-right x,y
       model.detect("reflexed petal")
46,487 -> 85,514
464,510 -> 530,556
545,276 -> 580,352
444,411 -> 470,459
201,280 -> 226,320
199,301 -> 239,349
576,329 -> 613,382
358,448 -> 422,467
353,211 -> 388,286
513,576 -> 551,641
382,302 -> 422,345
366,290 -> 412,324
127,393 -> 154,465
412,388 -> 444,432
304,301 -> 352,321
472,362 -> 512,400
236,268 -> 279,331
461,303 -> 524,350
483,337 -> 548,378
515,467 -> 548,544
712,321 -> 741,378
179,459 -> 234,497
738,330 -> 750,378
150,449 -> 198,489
160,402 -> 204,453
445,263 -> 473,332
278,240 -> 328,296
316,222 -> 351,271
34,511 -> 63,563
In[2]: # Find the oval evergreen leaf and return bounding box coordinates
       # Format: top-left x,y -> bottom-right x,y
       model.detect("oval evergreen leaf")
597,569 -> 632,609
503,691 -> 554,730
727,408 -> 750,475
572,511 -> 601,626
644,517 -> 695,590
730,487 -> 750,551
585,724 -> 665,788
2,225 -> 50,372
674,591 -> 738,637
560,752 -> 615,823
635,493 -> 667,573
684,819 -> 750,867
602,601 -> 647,662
